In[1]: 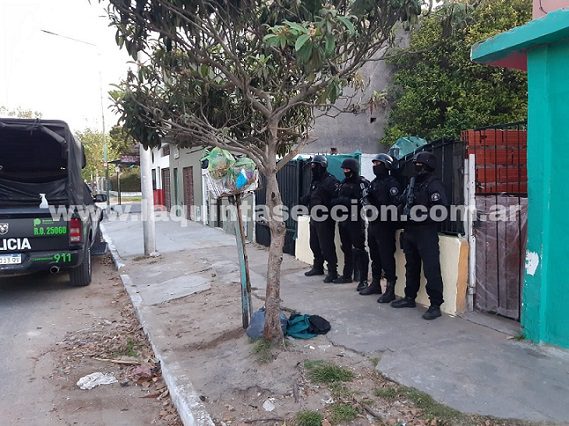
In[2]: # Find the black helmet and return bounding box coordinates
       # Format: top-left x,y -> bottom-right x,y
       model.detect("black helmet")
309,155 -> 328,168
372,153 -> 394,170
413,151 -> 436,171
340,158 -> 359,174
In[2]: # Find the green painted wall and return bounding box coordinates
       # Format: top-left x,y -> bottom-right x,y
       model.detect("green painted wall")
523,40 -> 569,348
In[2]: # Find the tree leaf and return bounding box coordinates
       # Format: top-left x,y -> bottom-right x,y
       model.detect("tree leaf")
285,21 -> 308,35
295,34 -> 311,52
325,34 -> 336,56
337,16 -> 355,35
297,43 -> 312,63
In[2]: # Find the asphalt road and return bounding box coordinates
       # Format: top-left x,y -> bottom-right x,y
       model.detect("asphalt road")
0,256 -> 173,425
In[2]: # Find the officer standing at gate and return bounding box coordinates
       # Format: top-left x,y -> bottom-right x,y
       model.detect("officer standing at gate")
301,155 -> 340,283
331,158 -> 370,291
391,151 -> 448,320
360,154 -> 401,301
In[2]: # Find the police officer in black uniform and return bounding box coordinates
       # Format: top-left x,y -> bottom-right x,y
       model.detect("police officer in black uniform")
391,151 -> 448,320
331,158 -> 370,291
360,154 -> 401,301
301,155 -> 340,283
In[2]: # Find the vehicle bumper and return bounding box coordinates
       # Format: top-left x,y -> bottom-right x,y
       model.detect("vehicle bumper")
0,248 -> 85,277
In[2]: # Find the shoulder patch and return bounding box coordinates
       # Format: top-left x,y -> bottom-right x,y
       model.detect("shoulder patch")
390,187 -> 399,196
431,192 -> 441,202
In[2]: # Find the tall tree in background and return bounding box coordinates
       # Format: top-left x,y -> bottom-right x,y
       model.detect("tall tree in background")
78,128 -> 137,182
103,0 -> 423,341
77,129 -> 118,182
382,0 -> 531,146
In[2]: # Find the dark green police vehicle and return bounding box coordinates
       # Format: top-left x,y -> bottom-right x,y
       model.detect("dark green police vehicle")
0,118 -> 106,286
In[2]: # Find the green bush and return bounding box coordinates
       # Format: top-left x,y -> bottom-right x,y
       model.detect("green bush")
111,168 -> 141,192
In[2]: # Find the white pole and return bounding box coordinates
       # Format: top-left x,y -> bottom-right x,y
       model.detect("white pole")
467,153 -> 477,311
137,51 -> 157,256
140,143 -> 157,256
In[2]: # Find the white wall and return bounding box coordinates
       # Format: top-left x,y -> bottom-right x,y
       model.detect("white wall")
151,145 -> 170,189
295,216 -> 469,315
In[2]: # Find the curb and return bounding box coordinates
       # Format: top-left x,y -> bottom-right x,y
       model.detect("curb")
101,226 -> 215,426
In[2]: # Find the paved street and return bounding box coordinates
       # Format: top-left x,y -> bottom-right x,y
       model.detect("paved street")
0,256 -> 179,425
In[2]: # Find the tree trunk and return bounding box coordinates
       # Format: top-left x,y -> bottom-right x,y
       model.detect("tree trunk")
263,159 -> 286,341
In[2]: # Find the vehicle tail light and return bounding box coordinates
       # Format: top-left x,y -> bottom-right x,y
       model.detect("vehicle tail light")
69,217 -> 82,244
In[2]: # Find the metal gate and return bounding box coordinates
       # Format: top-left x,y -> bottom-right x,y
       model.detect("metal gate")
255,160 -> 304,256
462,122 -> 528,320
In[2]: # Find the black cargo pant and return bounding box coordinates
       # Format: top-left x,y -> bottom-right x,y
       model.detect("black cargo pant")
309,218 -> 337,274
368,228 -> 381,280
368,222 -> 397,282
338,219 -> 368,280
401,224 -> 444,307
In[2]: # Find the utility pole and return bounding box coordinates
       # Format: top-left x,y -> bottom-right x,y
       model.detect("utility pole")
40,29 -> 110,210
137,52 -> 157,256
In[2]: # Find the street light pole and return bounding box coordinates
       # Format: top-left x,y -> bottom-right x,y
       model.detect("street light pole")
40,29 -> 110,209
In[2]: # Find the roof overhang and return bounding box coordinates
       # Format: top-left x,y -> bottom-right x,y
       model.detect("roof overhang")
471,8 -> 569,71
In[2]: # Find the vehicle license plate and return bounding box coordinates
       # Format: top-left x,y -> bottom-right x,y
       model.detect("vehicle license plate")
0,254 -> 22,265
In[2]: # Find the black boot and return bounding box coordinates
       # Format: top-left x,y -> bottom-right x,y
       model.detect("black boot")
356,280 -> 368,292
422,306 -> 442,320
333,275 -> 352,284
390,297 -> 416,308
323,271 -> 339,283
377,280 -> 396,303
305,266 -> 324,276
360,278 -> 381,295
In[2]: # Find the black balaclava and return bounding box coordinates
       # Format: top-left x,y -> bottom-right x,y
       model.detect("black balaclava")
311,164 -> 325,180
414,163 -> 430,176
373,162 -> 388,177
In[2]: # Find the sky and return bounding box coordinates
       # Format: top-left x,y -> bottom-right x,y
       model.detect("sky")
0,0 -> 131,132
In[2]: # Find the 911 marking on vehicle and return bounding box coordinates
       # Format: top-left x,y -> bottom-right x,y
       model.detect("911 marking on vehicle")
0,238 -> 31,251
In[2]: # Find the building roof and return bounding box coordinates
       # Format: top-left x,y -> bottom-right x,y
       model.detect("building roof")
471,8 -> 569,71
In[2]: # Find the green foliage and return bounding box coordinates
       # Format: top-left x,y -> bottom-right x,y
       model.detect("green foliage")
295,410 -> 323,426
77,129 -> 115,182
304,360 -> 354,384
382,0 -> 531,146
110,168 -> 141,192
109,124 -> 139,157
103,0 -> 423,163
329,403 -> 359,424
78,128 -> 139,183
102,0 -> 424,342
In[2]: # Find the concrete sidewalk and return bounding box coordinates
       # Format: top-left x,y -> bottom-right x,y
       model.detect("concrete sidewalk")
102,216 -> 569,425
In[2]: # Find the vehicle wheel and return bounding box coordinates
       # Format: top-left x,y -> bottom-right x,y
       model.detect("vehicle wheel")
69,245 -> 92,287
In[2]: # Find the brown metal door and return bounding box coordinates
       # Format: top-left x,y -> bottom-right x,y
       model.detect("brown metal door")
475,196 -> 528,320
183,167 -> 194,220
161,168 -> 171,211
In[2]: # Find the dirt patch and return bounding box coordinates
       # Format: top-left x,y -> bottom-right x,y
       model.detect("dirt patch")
51,255 -> 181,426
170,275 -> 538,426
